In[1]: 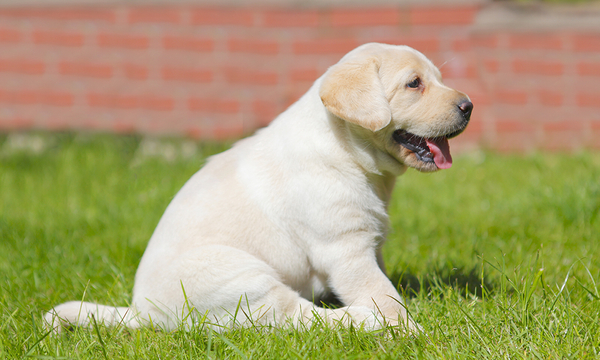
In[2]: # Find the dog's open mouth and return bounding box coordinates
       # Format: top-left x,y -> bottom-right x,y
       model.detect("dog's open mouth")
393,130 -> 454,169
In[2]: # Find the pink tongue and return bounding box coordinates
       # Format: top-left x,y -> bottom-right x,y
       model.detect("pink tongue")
425,138 -> 453,169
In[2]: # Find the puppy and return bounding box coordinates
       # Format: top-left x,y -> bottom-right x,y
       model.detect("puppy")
45,43 -> 472,333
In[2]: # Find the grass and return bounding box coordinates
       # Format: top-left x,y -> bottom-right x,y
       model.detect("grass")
1,132 -> 599,359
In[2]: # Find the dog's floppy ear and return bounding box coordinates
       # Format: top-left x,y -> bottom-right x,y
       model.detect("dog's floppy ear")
319,57 -> 391,132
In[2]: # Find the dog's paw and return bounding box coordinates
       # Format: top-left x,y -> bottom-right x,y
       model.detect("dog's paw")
43,308 -> 69,334
326,306 -> 386,330
358,309 -> 424,336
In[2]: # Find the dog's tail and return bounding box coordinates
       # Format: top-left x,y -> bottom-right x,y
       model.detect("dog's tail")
44,301 -> 140,333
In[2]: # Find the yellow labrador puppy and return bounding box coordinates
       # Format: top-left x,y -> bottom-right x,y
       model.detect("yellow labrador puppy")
45,43 -> 472,333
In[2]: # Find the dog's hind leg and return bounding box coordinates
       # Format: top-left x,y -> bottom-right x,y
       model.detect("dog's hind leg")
44,301 -> 140,333
131,245 -> 383,331
256,285 -> 385,330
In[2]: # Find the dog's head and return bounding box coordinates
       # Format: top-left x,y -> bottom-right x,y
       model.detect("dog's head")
320,43 -> 472,173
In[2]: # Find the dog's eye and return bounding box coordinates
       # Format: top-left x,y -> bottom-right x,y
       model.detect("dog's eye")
407,78 -> 421,89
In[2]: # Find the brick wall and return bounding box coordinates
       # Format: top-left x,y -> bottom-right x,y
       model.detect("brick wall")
0,2 -> 598,151
471,23 -> 600,151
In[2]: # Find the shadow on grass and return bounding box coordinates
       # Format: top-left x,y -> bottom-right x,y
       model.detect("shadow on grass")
317,264 -> 496,309
390,264 -> 495,299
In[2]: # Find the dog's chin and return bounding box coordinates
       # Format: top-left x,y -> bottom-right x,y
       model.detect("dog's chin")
396,146 -> 439,173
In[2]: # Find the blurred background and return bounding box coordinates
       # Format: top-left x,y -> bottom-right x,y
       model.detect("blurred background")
0,0 -> 598,152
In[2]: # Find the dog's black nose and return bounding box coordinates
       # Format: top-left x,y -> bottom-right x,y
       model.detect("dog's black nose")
458,101 -> 473,121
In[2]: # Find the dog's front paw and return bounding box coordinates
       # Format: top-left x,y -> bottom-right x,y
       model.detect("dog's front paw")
328,306 -> 391,331
365,310 -> 423,336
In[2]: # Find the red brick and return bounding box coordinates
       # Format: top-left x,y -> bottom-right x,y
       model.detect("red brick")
410,6 -> 478,26
228,39 -> 279,55
483,59 -> 499,73
543,120 -> 583,132
0,116 -> 33,130
284,89 -> 309,107
111,94 -> 139,109
512,59 -> 563,76
538,90 -> 563,107
141,95 -> 174,111
13,90 -> 40,104
127,8 -> 181,24
577,61 -> 600,76
261,10 -> 319,27
0,89 -> 15,103
88,93 -> 138,109
330,8 -> 400,27
163,35 -> 214,52
460,88 -> 489,106
0,89 -> 73,106
400,38 -> 440,53
162,66 -> 212,83
123,63 -> 148,80
293,39 -> 359,55
539,131 -> 582,151
0,89 -> 9,102
494,133 -> 532,153
252,100 -> 278,126
0,58 -> 45,74
472,34 -> 498,49
462,117 -> 483,135
577,93 -> 600,107
44,118 -> 68,130
33,29 -> 84,47
186,126 -> 204,139
452,38 -> 470,52
0,8 -> 116,22
573,34 -> 600,52
79,119 -> 102,130
495,119 -> 535,133
588,129 -> 600,149
188,98 -> 240,113
509,34 -> 562,50
59,61 -> 113,78
495,89 -> 528,105
541,121 -> 587,151
212,120 -> 245,139
223,67 -> 278,85
98,33 -> 149,49
375,37 -> 439,53
43,91 -> 74,106
191,8 -> 254,26
0,28 -> 21,43
113,121 -> 136,134
442,63 -> 477,79
290,68 -> 319,82
87,93 -> 175,111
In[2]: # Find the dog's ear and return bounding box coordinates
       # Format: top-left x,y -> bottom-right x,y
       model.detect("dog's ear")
319,57 -> 391,132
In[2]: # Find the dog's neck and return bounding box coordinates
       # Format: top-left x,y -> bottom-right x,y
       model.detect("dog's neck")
323,113 -> 399,206
326,111 -> 407,176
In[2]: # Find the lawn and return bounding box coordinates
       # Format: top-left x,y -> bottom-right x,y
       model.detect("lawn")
1,132 -> 599,359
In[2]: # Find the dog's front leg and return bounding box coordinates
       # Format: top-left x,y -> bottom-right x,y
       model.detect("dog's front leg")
321,243 -> 419,332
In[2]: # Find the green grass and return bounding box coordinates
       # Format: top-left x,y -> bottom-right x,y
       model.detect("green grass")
1,132 -> 599,359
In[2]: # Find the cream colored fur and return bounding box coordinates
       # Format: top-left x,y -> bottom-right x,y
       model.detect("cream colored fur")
45,43 -> 471,334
